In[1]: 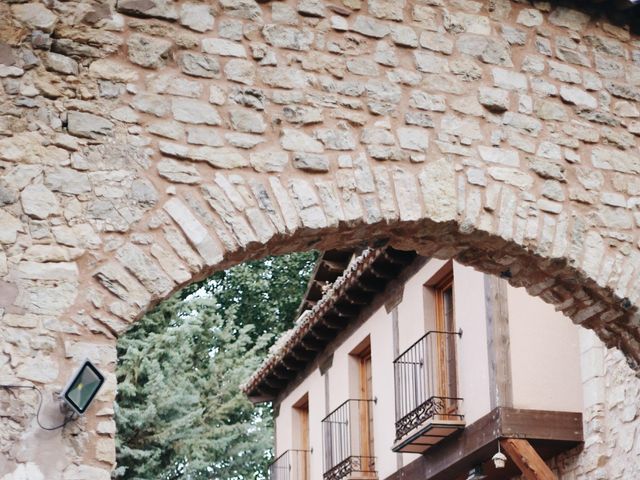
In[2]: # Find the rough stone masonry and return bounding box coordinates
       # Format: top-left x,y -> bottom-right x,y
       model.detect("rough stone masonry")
1,0 -> 640,478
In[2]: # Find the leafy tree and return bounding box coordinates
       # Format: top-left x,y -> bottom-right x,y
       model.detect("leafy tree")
179,252 -> 318,340
115,252 -> 318,479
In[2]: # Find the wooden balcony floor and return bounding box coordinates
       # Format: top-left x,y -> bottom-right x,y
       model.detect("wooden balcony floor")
392,417 -> 466,454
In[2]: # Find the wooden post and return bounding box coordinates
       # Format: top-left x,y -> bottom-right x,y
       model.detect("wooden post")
500,438 -> 557,480
484,275 -> 513,408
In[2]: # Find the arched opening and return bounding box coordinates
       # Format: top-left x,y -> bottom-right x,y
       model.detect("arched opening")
111,236 -> 640,480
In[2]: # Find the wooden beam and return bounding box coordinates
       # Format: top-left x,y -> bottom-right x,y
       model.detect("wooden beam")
369,264 -> 396,280
281,356 -> 304,371
500,438 -> 557,480
290,347 -> 315,362
308,328 -> 333,341
300,337 -> 324,352
343,289 -> 372,305
357,275 -> 387,292
263,376 -> 286,389
484,275 -> 513,408
385,408 -> 582,480
500,409 -> 583,442
332,301 -> 359,317
321,314 -> 346,329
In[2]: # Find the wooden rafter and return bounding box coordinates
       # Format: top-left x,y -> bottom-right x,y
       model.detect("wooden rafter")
500,438 -> 557,480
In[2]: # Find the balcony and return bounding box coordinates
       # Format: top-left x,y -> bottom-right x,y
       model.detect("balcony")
269,449 -> 310,480
322,399 -> 377,480
392,330 -> 465,454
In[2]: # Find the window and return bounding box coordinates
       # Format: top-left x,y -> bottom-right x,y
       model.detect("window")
292,394 -> 310,480
358,345 -> 375,460
392,261 -> 464,453
433,271 -> 458,412
321,337 -> 376,480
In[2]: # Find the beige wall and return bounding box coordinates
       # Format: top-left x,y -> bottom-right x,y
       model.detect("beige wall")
275,368 -> 325,476
507,285 -> 583,412
452,262 -> 493,425
274,260 -> 585,479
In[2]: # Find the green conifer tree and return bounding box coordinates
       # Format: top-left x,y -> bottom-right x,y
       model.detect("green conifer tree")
115,252 -> 317,479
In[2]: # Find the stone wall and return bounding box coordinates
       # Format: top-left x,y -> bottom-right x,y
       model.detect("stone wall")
1,0 -> 640,478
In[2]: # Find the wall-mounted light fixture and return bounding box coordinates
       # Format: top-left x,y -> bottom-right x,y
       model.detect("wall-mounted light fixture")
1,359 -> 105,430
492,442 -> 507,469
62,360 -> 105,415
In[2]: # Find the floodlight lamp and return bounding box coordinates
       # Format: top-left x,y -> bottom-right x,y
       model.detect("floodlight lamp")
62,360 -> 105,415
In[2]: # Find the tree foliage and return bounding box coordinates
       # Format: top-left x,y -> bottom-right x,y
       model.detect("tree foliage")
115,252 -> 318,480
179,252 -> 318,340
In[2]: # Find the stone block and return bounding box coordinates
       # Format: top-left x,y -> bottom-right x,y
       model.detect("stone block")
177,52 -> 221,78
224,59 -> 256,85
127,34 -> 172,69
44,52 -> 79,75
492,67 -> 528,91
180,3 -> 214,32
229,109 -> 266,133
67,112 -> 114,138
478,87 -> 510,112
172,98 -> 222,125
517,8 -> 543,27
281,129 -> 324,153
202,38 -> 247,57
115,243 -> 175,297
117,0 -> 178,19
352,15 -> 390,38
397,128 -> 428,152
11,3 -> 58,32
20,184 -> 60,219
158,159 -> 202,184
262,25 -> 314,51
315,128 -> 356,151
163,198 -> 224,266
549,7 -> 590,31
560,86 -> 598,109
292,153 -> 330,172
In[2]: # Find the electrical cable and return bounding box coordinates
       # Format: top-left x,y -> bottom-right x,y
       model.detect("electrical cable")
0,384 -> 77,430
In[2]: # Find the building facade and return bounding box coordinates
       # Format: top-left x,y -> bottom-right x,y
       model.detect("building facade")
245,248 -> 595,479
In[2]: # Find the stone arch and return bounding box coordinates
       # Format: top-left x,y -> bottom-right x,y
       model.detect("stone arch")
2,0 -> 640,478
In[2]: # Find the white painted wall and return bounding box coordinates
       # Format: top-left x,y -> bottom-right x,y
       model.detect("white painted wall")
274,368 -> 325,476
507,285 -> 583,412
452,262 -> 493,425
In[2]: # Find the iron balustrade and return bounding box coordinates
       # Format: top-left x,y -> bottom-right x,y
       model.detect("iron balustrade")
268,449 -> 311,480
321,399 -> 376,480
393,330 -> 464,441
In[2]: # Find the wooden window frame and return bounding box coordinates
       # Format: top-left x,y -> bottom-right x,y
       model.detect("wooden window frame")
293,393 -> 310,480
350,337 -> 375,462
425,262 -> 458,415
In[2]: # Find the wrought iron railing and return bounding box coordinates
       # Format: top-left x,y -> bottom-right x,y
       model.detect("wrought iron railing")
321,399 -> 376,480
393,330 -> 464,440
269,449 -> 311,480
